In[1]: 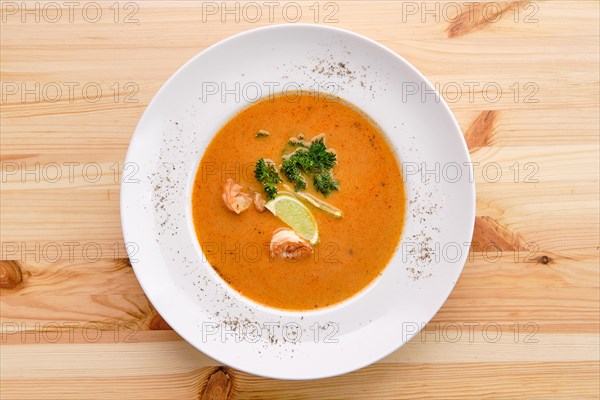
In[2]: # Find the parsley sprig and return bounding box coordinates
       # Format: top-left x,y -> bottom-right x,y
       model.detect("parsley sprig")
254,158 -> 281,200
281,137 -> 339,196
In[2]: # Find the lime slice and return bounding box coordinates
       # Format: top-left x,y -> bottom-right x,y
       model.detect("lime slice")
265,195 -> 319,244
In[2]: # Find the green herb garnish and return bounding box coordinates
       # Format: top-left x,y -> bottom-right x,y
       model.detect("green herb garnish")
288,134 -> 308,147
281,137 -> 339,196
288,138 -> 308,147
313,171 -> 339,196
256,130 -> 270,138
281,160 -> 307,191
254,158 -> 281,200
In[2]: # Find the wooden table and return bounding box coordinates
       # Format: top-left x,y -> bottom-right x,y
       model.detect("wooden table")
1,1 -> 599,398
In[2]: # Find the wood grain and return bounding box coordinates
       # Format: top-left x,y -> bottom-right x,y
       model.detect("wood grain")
446,1 -> 526,38
1,0 -> 598,399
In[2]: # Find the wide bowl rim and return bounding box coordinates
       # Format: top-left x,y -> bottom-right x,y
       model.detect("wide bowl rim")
120,23 -> 476,380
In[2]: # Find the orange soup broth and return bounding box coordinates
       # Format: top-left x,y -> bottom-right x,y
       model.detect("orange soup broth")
192,93 -> 405,310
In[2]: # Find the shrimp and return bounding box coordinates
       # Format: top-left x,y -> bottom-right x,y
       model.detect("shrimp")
253,191 -> 266,212
270,228 -> 313,260
222,178 -> 252,214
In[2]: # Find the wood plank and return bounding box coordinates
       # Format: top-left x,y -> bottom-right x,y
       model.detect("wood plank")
1,330 -> 597,397
231,362 -> 600,400
1,361 -> 598,399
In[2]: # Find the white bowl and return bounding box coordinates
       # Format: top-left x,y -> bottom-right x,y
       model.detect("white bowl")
121,24 -> 475,379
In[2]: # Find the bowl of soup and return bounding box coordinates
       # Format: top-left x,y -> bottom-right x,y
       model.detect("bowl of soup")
121,24 -> 475,379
